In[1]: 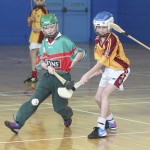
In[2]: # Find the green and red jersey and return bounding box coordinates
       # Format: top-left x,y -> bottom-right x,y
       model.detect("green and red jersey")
36,33 -> 86,73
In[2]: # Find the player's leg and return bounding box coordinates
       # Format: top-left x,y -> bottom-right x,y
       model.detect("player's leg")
88,84 -> 117,139
24,43 -> 40,83
4,73 -> 52,134
52,73 -> 73,127
105,68 -> 130,129
95,86 -> 116,129
52,94 -> 73,127
98,83 -> 117,128
95,86 -> 104,106
30,48 -> 39,79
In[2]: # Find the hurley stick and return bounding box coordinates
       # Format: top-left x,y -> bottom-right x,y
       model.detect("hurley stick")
110,23 -> 150,51
58,70 -> 102,99
53,72 -> 74,89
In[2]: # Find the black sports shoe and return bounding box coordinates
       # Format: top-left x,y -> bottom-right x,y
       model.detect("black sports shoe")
88,127 -> 107,139
24,76 -> 38,84
4,120 -> 22,134
64,118 -> 72,127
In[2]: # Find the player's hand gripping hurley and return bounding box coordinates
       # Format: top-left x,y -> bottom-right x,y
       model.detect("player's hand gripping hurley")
58,70 -> 103,99
110,23 -> 150,51
53,72 -> 74,90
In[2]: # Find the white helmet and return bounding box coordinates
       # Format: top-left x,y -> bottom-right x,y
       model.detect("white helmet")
93,11 -> 114,31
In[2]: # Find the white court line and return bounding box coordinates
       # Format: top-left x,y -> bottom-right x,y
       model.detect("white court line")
0,131 -> 150,144
0,84 -> 150,94
9,58 -> 28,62
131,73 -> 150,77
1,99 -> 150,128
1,97 -> 150,108
73,108 -> 150,126
1,105 -> 150,125
70,101 -> 150,107
0,93 -> 8,96
1,86 -> 150,96
0,100 -> 150,110
0,103 -> 52,107
0,91 -> 32,93
0,104 -> 22,107
0,106 -> 53,112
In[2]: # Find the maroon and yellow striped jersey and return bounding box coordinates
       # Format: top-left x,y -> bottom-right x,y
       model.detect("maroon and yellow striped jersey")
28,6 -> 48,43
94,32 -> 130,70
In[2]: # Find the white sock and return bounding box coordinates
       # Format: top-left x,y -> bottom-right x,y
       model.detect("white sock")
106,113 -> 115,123
97,117 -> 106,129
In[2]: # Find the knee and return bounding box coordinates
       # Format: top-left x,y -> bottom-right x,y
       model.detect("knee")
94,92 -> 107,103
95,95 -> 101,103
54,107 -> 64,114
54,106 -> 72,115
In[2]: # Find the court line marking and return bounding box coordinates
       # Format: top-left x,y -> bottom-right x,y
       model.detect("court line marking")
73,108 -> 150,126
0,131 -> 150,144
0,101 -> 150,113
1,105 -> 150,126
0,84 -> 150,96
0,100 -> 150,108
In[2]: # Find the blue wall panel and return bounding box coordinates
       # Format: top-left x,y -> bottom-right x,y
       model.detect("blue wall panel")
0,0 -> 150,45
0,0 -> 30,45
118,0 -> 150,44
43,0 -> 91,42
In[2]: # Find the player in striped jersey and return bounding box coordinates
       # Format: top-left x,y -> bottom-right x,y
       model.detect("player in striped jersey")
24,0 -> 48,84
80,11 -> 130,139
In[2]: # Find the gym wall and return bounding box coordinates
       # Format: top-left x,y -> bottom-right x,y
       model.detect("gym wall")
0,0 -> 149,44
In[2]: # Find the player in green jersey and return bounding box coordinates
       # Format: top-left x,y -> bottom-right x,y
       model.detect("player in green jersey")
4,13 -> 86,134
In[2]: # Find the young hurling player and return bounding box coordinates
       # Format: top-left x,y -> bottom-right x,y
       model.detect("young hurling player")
80,11 -> 130,139
24,0 -> 48,84
4,13 -> 86,134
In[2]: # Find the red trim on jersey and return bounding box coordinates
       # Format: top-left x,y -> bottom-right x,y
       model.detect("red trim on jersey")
43,47 -> 76,59
102,33 -> 117,56
41,7 -> 49,14
36,47 -> 76,72
114,69 -> 128,88
38,31 -> 45,43
37,7 -> 48,43
114,57 -> 129,69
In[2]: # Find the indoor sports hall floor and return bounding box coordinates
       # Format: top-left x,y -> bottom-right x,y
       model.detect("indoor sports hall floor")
0,44 -> 150,150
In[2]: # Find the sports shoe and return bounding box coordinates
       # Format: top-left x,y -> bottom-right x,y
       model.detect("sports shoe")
4,120 -> 22,134
64,118 -> 72,127
24,76 -> 38,84
88,127 -> 107,139
105,121 -> 117,130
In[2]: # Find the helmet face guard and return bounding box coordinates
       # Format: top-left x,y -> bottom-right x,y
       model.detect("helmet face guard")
93,11 -> 114,33
40,13 -> 59,38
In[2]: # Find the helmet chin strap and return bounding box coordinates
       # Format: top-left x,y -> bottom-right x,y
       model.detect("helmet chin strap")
46,32 -> 59,39
96,32 -> 109,37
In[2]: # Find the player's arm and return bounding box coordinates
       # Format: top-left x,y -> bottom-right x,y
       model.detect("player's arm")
40,62 -> 55,74
70,43 -> 87,68
32,27 -> 41,33
80,61 -> 103,84
70,51 -> 84,68
27,12 -> 33,26
35,42 -> 46,71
